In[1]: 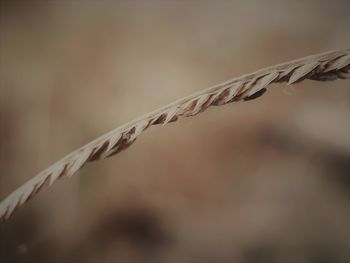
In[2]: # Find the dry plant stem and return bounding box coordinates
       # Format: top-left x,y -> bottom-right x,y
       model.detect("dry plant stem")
1,49 -> 350,222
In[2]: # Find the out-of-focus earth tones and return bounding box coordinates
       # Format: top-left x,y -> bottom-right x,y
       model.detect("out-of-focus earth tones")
1,1 -> 350,262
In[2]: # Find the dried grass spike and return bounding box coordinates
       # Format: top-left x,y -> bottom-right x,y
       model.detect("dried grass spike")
1,48 -> 349,222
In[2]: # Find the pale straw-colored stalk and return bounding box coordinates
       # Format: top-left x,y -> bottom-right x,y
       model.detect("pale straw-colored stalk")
1,48 -> 349,222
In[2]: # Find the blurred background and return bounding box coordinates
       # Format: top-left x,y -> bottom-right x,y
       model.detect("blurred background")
0,1 -> 350,262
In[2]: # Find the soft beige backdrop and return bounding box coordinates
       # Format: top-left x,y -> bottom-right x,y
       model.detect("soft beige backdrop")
1,1 -> 350,262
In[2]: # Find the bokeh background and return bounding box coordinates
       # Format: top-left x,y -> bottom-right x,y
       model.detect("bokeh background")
1,1 -> 350,262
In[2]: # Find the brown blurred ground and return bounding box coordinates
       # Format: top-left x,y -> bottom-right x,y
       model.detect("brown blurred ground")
0,1 -> 350,262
